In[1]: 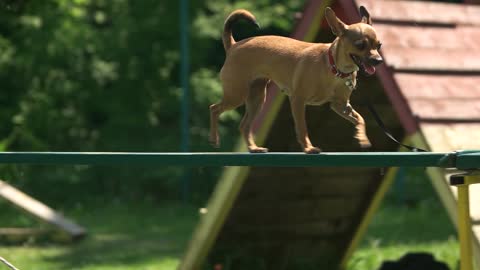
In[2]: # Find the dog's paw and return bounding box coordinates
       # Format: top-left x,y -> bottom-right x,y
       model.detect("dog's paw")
304,146 -> 321,154
209,137 -> 220,148
359,139 -> 372,149
355,133 -> 371,149
343,104 -> 353,115
248,146 -> 269,153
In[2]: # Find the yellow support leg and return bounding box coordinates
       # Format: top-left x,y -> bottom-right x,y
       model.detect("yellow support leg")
457,184 -> 473,270
451,174 -> 480,270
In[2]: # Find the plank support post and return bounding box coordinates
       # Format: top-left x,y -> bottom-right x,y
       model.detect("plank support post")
450,172 -> 480,270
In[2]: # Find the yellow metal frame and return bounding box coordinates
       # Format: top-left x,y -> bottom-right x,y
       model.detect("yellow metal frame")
451,173 -> 480,270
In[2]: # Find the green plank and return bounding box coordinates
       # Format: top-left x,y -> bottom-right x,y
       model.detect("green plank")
0,152 -> 455,167
456,151 -> 480,169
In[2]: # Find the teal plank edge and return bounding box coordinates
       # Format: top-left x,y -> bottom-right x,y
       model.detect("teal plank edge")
456,151 -> 480,170
0,151 -> 468,168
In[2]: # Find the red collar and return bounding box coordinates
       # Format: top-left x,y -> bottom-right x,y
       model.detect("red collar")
328,48 -> 352,78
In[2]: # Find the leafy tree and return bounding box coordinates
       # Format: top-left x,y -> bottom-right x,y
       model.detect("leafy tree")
0,0 -> 305,203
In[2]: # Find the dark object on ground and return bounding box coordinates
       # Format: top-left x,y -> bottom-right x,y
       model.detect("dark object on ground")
379,252 -> 450,270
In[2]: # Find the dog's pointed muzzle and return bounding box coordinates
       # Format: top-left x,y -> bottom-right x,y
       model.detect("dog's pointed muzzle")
368,56 -> 383,66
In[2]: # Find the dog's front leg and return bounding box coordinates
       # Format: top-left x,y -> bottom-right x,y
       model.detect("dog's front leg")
290,97 -> 321,154
330,101 -> 371,148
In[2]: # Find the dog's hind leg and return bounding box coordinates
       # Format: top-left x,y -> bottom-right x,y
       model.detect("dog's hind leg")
209,102 -> 224,148
239,79 -> 269,153
209,82 -> 248,148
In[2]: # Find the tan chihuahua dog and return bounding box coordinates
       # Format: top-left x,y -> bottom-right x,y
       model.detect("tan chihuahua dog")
209,6 -> 383,153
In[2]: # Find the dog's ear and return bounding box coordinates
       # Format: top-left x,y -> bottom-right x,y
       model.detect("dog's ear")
325,7 -> 347,36
359,6 -> 372,25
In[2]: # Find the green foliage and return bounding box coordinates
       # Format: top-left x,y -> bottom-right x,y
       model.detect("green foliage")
0,0 -> 305,202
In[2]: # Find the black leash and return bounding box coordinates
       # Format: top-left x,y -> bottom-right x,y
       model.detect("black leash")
363,99 -> 428,152
352,75 -> 428,152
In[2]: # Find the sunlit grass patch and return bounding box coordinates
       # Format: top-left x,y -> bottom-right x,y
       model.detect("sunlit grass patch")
0,201 -> 199,270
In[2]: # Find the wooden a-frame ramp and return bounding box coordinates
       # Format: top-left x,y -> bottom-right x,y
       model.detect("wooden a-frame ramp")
179,0 -> 480,269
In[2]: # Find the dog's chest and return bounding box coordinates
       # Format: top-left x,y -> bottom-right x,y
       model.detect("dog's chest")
306,88 -> 336,105
344,76 -> 356,90
306,77 -> 356,105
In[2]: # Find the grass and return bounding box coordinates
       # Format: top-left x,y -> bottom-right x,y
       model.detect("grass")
0,168 -> 461,270
0,200 -> 199,270
348,203 -> 459,270
347,168 -> 459,270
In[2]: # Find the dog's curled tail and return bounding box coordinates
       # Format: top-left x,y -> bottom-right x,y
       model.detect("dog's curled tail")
223,9 -> 259,51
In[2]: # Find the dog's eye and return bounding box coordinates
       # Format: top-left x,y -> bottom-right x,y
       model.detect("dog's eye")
377,43 -> 382,50
354,40 -> 366,50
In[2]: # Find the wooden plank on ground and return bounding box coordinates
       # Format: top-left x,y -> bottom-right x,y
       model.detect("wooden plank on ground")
0,180 -> 86,240
0,228 -> 51,243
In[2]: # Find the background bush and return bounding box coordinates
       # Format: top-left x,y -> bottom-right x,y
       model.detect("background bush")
0,0 -> 305,203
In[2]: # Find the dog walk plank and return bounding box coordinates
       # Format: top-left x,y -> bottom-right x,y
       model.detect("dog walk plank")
0,180 -> 86,239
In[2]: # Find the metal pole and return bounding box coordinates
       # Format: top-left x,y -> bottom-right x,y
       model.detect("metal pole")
180,0 -> 190,202
450,173 -> 480,270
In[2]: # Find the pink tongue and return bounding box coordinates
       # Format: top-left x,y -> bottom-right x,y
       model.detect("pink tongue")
365,64 -> 376,75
